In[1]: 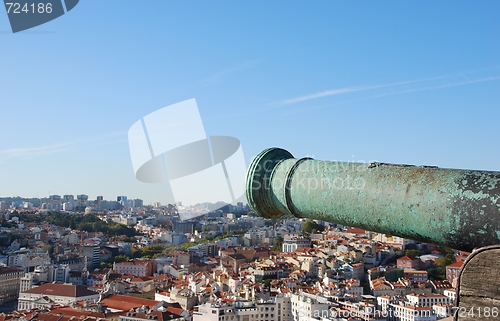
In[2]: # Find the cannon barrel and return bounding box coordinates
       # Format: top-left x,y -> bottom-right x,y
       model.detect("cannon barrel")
245,148 -> 500,252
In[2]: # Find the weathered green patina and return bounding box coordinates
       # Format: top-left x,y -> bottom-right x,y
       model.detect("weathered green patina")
246,148 -> 500,252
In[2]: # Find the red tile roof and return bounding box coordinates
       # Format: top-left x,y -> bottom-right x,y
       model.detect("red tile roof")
446,260 -> 464,268
23,283 -> 97,298
100,294 -> 159,311
346,228 -> 366,234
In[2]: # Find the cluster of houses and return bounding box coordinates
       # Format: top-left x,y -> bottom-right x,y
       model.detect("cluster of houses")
0,207 -> 468,321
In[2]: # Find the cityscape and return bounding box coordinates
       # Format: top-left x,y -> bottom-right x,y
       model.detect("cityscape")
0,193 -> 466,320
1,1 -> 498,321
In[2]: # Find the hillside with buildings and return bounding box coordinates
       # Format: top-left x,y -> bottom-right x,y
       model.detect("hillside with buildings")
0,195 -> 465,320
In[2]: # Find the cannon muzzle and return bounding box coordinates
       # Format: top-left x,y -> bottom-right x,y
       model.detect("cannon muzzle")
245,148 -> 500,252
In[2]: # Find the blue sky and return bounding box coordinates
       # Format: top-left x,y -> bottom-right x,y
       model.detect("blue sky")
1,1 -> 499,205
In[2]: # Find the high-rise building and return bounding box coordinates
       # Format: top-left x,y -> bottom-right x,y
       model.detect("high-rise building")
174,221 -> 194,234
99,201 -> 122,210
96,196 -> 103,209
133,198 -> 143,208
77,194 -> 88,202
62,202 -> 74,211
77,194 -> 89,208
63,195 -> 74,202
82,245 -> 100,269
117,196 -> 129,208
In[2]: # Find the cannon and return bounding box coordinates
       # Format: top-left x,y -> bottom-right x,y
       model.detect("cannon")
246,147 -> 500,320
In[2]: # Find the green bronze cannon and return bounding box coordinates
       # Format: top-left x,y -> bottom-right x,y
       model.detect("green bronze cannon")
246,147 -> 500,252
246,147 -> 500,320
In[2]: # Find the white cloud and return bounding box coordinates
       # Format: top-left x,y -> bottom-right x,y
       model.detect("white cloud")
376,76 -> 500,96
0,143 -> 69,160
0,131 -> 127,162
278,73 -> 500,105
280,86 -> 373,104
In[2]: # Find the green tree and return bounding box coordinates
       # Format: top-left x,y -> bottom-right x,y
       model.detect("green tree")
99,261 -> 113,269
113,255 -> 131,263
427,256 -> 454,280
302,220 -> 325,233
405,249 -> 422,258
140,244 -> 166,258
118,236 -> 137,242
132,247 -> 143,258
435,256 -> 453,267
428,267 -> 445,280
43,212 -> 138,237
272,235 -> 284,252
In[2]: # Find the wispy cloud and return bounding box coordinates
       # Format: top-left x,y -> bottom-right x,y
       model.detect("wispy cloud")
370,76 -> 500,98
70,130 -> 128,147
203,60 -> 258,85
0,131 -> 127,162
279,73 -> 500,106
282,75 -> 500,116
280,87 -> 365,104
0,143 -> 69,160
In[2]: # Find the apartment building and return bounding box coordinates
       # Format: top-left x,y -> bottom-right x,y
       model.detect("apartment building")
290,292 -> 330,321
406,293 -> 449,308
275,294 -> 292,321
388,304 -> 437,321
114,260 -> 155,277
8,249 -> 51,272
282,238 -> 311,253
0,267 -> 24,305
397,256 -> 420,270
403,270 -> 428,283
82,245 -> 101,269
443,289 -> 456,305
193,301 -> 266,321
445,261 -> 463,281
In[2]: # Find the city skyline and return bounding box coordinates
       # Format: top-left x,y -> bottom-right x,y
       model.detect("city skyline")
0,194 -> 241,208
1,2 -> 499,204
